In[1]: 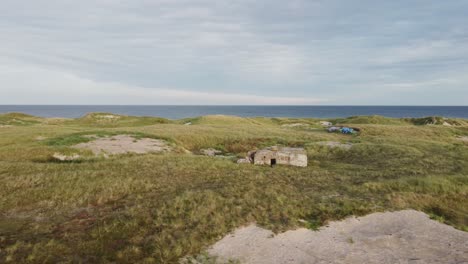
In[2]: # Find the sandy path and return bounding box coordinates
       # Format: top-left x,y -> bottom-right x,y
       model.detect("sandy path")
209,210 -> 468,264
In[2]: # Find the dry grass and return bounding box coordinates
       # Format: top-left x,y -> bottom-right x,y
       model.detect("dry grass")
0,113 -> 467,263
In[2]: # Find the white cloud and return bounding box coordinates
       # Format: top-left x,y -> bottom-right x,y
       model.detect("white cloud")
0,64 -> 325,105
0,0 -> 467,105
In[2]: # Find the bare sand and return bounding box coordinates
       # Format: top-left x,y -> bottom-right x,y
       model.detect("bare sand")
459,136 -> 468,142
281,123 -> 309,128
52,153 -> 81,161
74,135 -> 171,155
208,210 -> 468,264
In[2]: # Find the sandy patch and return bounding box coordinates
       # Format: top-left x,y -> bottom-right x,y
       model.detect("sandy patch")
319,121 -> 332,127
458,136 -> 468,142
281,123 -> 309,128
74,135 -> 172,155
208,210 -> 468,264
95,114 -> 120,119
52,153 -> 81,161
316,141 -> 353,150
443,121 -> 452,126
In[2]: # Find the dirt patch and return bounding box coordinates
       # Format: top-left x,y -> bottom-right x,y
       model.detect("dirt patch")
281,123 -> 309,128
316,141 -> 353,150
458,136 -> 468,142
74,135 -> 172,155
52,153 -> 81,161
208,210 -> 468,264
96,114 -> 120,119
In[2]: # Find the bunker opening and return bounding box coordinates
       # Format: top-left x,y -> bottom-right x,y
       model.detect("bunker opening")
271,158 -> 277,166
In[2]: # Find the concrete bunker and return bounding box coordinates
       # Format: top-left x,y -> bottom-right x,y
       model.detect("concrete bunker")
243,146 -> 307,167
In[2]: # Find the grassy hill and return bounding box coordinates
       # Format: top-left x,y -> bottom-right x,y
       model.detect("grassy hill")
65,112 -> 172,127
0,113 -> 467,263
0,112 -> 42,126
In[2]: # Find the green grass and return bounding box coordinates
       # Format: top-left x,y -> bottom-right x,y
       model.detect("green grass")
65,112 -> 172,127
0,113 -> 42,126
404,116 -> 468,126
0,113 -> 467,263
331,115 -> 407,125
330,115 -> 468,126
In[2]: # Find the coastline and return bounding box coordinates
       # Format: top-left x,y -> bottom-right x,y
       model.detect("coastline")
1,105 -> 468,119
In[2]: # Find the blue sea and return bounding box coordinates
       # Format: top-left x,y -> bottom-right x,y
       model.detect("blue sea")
0,105 -> 467,119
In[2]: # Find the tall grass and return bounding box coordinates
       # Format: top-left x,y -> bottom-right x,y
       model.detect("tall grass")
0,113 -> 467,263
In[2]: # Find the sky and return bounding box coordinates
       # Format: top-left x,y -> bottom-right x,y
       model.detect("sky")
1,0 -> 467,105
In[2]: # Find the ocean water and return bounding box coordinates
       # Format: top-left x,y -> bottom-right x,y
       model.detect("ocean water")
0,105 -> 467,119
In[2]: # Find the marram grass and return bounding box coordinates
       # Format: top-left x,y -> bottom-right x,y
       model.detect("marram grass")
0,113 -> 467,263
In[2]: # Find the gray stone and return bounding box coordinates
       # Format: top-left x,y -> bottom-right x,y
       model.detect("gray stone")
200,148 -> 222,156
237,158 -> 251,164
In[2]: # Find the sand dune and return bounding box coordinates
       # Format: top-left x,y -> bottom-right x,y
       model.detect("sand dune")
209,210 -> 468,264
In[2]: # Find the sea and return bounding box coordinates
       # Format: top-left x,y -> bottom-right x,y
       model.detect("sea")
0,105 -> 467,119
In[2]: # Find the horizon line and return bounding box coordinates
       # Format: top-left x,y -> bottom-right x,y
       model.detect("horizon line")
1,104 -> 467,107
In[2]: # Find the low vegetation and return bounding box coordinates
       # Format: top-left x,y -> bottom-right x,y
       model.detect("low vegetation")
66,112 -> 172,128
0,113 -> 467,263
0,113 -> 42,126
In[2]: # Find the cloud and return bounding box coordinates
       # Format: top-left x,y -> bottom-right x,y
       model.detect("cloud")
0,0 -> 467,105
373,40 -> 468,65
0,64 -> 325,105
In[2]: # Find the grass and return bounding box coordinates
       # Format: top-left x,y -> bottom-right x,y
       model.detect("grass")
0,113 -> 467,263
0,113 -> 42,126
65,112 -> 172,128
331,115 -> 407,125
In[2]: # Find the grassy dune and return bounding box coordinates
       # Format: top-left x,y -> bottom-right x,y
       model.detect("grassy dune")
0,113 -> 467,263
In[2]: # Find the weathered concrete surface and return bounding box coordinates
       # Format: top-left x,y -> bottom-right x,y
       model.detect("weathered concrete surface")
208,210 -> 468,264
253,147 -> 307,167
74,135 -> 171,155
